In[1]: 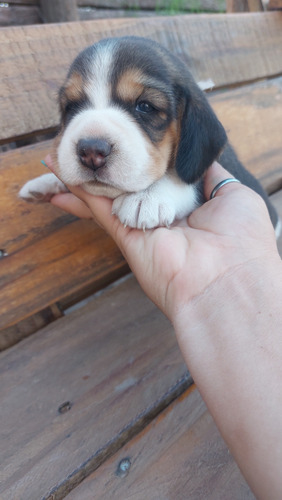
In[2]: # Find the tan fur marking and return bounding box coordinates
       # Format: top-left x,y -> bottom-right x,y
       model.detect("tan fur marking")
116,69 -> 144,102
64,72 -> 84,102
148,119 -> 178,179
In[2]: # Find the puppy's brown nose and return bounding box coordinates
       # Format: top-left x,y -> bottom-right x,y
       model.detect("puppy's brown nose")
77,138 -> 112,170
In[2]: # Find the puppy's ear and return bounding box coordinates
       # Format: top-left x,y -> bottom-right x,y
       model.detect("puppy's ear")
175,88 -> 227,184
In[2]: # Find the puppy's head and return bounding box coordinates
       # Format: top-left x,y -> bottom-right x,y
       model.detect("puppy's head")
55,36 -> 226,196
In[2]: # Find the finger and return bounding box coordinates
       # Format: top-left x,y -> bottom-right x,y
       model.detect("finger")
50,192 -> 93,218
44,154 -> 55,172
67,185 -> 126,239
204,161 -> 240,201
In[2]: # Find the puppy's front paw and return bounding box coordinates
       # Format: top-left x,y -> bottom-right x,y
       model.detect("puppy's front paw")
19,173 -> 68,202
112,191 -> 176,229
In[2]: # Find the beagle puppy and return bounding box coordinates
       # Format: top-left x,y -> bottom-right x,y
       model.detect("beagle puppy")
20,36 -> 279,231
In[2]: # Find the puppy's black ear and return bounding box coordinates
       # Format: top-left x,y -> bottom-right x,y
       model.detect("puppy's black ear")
175,88 -> 227,184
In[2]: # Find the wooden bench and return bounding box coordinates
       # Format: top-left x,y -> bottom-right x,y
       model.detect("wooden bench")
0,11 -> 282,499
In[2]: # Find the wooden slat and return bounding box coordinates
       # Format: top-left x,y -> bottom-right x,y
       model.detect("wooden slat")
0,304 -> 62,351
0,276 -> 191,500
268,0 -> 282,8
1,13 -> 282,142
4,0 -> 38,4
0,141 -> 129,332
1,76 -> 281,336
39,0 -> 78,23
226,0 -> 263,12
66,386 -> 254,500
0,5 -> 41,27
212,76 -> 282,193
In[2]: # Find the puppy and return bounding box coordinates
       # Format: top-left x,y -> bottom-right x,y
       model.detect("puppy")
20,36 -> 279,232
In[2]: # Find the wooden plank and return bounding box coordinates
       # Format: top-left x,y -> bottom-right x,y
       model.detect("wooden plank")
226,0 -> 263,11
0,5 -> 41,27
0,276 -> 191,500
39,0 -> 78,23
0,304 -> 62,351
1,13 -> 282,142
268,0 -> 282,7
227,0 -> 249,11
0,140 -> 129,332
211,76 -> 282,193
66,386 -> 254,500
4,0 -> 38,4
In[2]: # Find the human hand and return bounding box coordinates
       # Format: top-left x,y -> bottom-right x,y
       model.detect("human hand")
46,155 -> 278,321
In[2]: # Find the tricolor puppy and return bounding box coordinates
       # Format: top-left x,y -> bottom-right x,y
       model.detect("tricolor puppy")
20,36 -> 278,231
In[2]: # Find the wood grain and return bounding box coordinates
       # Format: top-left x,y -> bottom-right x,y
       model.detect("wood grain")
0,5 -> 41,26
211,77 -> 282,193
3,0 -> 37,4
66,386 -> 254,500
1,13 -> 282,142
0,276 -> 191,500
268,0 -> 282,8
0,304 -> 62,351
226,0 -> 263,11
39,0 -> 78,23
0,141 -> 129,331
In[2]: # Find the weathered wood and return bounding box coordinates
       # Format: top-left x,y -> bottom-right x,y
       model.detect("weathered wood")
0,304 -> 62,351
5,0 -> 225,7
1,13 -> 282,142
0,5 -> 41,26
39,0 -> 78,23
226,0 -> 249,11
3,0 -> 37,4
226,0 -> 263,11
0,276 -> 191,500
66,386 -> 254,500
268,0 -> 282,8
212,77 -> 282,194
247,0 -> 264,10
0,140 -> 129,332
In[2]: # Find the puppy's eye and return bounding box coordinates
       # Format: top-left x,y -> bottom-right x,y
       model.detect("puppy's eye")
136,101 -> 156,114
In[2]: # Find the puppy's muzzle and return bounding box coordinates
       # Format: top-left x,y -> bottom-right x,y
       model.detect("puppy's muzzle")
77,138 -> 112,171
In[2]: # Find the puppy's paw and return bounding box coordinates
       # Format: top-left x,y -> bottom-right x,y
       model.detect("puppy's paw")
19,173 -> 68,202
112,191 -> 176,229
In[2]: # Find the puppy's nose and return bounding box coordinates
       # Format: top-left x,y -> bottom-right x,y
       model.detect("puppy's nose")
77,138 -> 112,170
